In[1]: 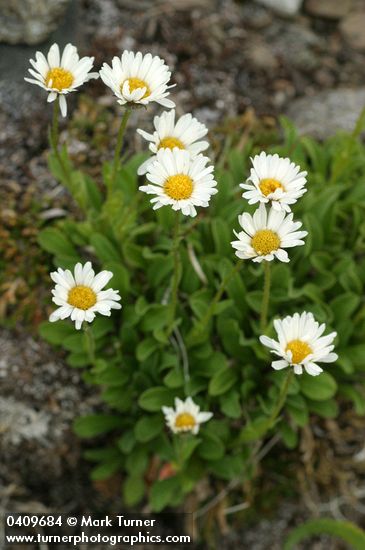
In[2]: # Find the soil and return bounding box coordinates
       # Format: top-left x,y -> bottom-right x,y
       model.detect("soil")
1,0 -> 365,548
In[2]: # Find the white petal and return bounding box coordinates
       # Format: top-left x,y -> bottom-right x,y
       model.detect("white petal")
59,94 -> 67,117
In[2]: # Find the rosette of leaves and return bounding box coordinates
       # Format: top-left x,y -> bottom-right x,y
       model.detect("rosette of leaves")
38,115 -> 365,511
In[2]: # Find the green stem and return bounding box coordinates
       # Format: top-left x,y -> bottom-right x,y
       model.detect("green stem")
167,214 -> 182,336
187,260 -> 243,344
84,324 -> 96,366
48,97 -> 73,187
51,97 -> 60,150
249,369 -> 294,463
260,261 -> 271,331
111,108 -> 131,188
268,369 -> 294,429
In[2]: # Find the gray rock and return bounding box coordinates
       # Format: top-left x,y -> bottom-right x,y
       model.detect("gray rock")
0,329 -> 98,493
268,22 -> 324,71
305,0 -> 352,19
0,0 -> 70,45
0,397 -> 50,446
255,0 -> 303,17
340,12 -> 365,51
286,88 -> 365,138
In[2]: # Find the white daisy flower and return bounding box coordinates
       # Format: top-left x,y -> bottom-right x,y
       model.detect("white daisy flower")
49,262 -> 121,330
24,43 -> 99,117
260,312 -> 338,376
136,109 -> 209,175
231,204 -> 307,263
140,148 -> 217,217
162,397 -> 213,435
99,50 -> 175,109
240,152 -> 307,212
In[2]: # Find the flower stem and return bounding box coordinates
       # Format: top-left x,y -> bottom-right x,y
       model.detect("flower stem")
268,369 -> 294,429
167,213 -> 182,336
48,97 -> 73,187
84,324 -> 96,365
260,260 -> 271,331
187,260 -> 243,345
111,108 -> 131,188
50,97 -> 60,150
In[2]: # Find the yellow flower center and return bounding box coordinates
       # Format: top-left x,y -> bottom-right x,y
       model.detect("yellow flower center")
251,229 -> 280,255
175,412 -> 196,430
67,285 -> 97,310
259,178 -> 284,197
158,137 -> 185,150
45,67 -> 74,91
123,77 -> 150,98
286,339 -> 312,364
164,174 -> 194,200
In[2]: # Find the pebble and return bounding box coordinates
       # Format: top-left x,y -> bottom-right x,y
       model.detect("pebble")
247,41 -> 279,70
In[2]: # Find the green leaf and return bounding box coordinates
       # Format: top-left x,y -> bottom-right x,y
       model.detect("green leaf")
63,332 -> 86,352
198,432 -> 225,461
125,447 -> 148,475
176,436 -> 201,463
209,366 -> 238,396
163,368 -> 184,388
209,455 -> 244,480
342,345 -> 365,369
245,291 -> 263,313
219,390 -> 241,418
135,415 -> 163,442
138,387 -> 174,412
141,305 -> 170,332
196,352 -> 228,377
287,395 -> 309,427
83,174 -> 103,211
117,430 -> 135,454
217,316 -> 247,359
211,218 -> 232,256
123,474 -> 145,506
307,398 -> 339,418
239,416 -> 271,443
279,422 -> 298,449
73,415 -> 121,438
189,289 -> 212,320
83,447 -> 120,462
303,212 -> 324,254
39,321 -> 74,345
90,457 -> 123,481
90,317 -> 114,339
340,386 -> 365,415
103,262 -> 130,295
330,293 -> 360,319
67,351 -> 90,368
136,338 -> 159,362
284,519 -> 365,550
94,365 -> 128,386
90,233 -> 121,262
149,477 -> 180,512
38,228 -> 77,257
300,372 -> 337,401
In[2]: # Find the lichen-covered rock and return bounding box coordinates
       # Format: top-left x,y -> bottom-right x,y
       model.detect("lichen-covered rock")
0,0 -> 70,45
286,88 -> 365,139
